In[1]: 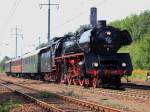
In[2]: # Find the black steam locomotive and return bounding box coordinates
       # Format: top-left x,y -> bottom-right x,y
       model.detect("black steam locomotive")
5,20 -> 133,88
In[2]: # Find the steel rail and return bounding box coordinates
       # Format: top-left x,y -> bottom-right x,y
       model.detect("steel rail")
0,83 -> 65,112
14,83 -> 122,112
93,88 -> 150,101
59,83 -> 150,101
0,79 -> 122,112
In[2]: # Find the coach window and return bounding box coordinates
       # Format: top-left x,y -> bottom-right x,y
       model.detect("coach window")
24,59 -> 26,64
29,57 -> 31,64
27,58 -> 29,64
33,56 -> 34,64
31,56 -> 33,64
28,57 -> 30,64
29,58 -> 31,64
32,56 -> 34,64
30,57 -> 32,64
31,57 -> 32,64
33,56 -> 35,64
33,57 -> 35,64
26,58 -> 28,64
30,57 -> 31,64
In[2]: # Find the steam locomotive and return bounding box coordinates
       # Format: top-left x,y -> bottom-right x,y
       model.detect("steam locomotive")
5,20 -> 133,88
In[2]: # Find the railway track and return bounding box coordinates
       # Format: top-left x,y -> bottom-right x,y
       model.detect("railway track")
93,88 -> 150,101
43,82 -> 150,103
25,80 -> 150,102
0,80 -> 122,112
0,85 -> 47,112
1,75 -> 150,102
67,84 -> 150,102
122,82 -> 150,90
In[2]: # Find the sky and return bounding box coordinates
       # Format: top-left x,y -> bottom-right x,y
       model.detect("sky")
0,0 -> 150,60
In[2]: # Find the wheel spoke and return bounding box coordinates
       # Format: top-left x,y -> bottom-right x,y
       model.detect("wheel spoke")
93,78 -> 97,88
67,77 -> 72,85
79,79 -> 84,86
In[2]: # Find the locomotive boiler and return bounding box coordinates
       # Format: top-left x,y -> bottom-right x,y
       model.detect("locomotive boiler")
63,20 -> 132,54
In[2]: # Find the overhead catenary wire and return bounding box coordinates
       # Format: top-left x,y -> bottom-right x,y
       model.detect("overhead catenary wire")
0,0 -> 22,38
54,0 -> 109,30
11,26 -> 23,58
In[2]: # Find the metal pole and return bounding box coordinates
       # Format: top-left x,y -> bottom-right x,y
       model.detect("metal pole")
39,1 -> 59,44
48,0 -> 50,43
21,35 -> 23,57
16,27 -> 17,57
39,36 -> 41,46
11,27 -> 22,58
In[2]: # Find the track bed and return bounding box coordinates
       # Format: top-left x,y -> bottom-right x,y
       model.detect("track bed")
1,74 -> 150,112
0,84 -> 47,112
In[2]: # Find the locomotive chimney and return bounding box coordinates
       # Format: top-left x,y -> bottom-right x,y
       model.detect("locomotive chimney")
97,20 -> 106,28
90,7 -> 97,27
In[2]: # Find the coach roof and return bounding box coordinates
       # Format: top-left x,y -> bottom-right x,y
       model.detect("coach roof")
22,45 -> 51,59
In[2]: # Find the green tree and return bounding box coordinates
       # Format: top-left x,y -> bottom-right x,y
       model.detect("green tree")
110,10 -> 150,41
138,35 -> 150,69
0,56 -> 10,72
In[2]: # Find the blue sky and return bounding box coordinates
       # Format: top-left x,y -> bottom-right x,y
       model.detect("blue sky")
0,0 -> 150,60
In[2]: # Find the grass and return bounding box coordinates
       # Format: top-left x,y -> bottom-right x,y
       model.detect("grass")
40,90 -> 80,99
0,67 -> 4,73
99,98 -> 129,110
0,98 -> 22,112
129,69 -> 147,81
40,91 -> 57,98
61,90 -> 80,98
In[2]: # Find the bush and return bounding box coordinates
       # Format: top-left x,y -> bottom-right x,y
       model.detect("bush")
0,99 -> 22,112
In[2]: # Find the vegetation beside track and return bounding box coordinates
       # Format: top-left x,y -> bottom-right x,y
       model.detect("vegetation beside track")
40,91 -> 57,98
0,56 -> 9,72
128,69 -> 147,81
100,98 -> 129,110
0,98 -> 22,112
0,68 -> 3,73
61,90 -> 80,98
111,11 -> 150,69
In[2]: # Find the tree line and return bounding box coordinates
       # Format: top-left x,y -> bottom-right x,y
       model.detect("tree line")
110,10 -> 150,69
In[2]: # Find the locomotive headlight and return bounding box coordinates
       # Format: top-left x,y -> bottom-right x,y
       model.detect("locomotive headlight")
93,62 -> 99,67
106,31 -> 111,36
122,62 -> 126,67
78,61 -> 84,66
